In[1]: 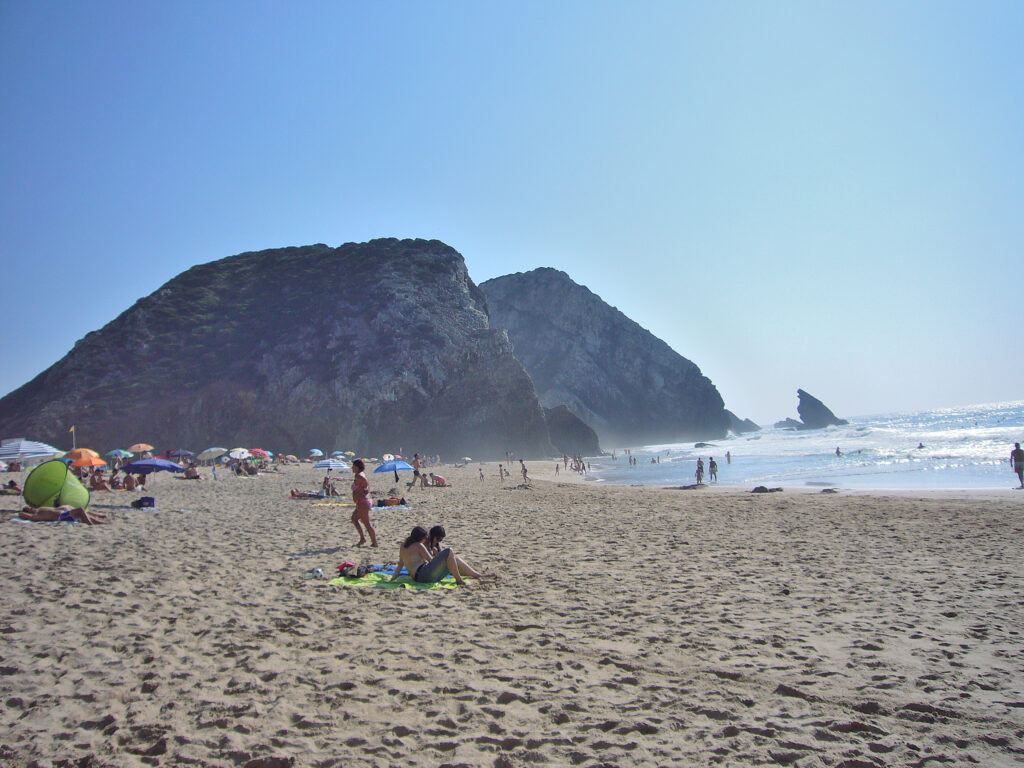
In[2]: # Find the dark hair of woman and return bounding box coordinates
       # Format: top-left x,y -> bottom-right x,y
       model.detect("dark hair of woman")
352,458 -> 365,472
428,525 -> 446,545
403,526 -> 428,548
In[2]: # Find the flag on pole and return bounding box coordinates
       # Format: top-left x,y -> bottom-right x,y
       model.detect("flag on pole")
69,425 -> 75,432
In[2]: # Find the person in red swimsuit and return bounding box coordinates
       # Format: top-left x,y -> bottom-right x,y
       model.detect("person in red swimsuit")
350,459 -> 378,547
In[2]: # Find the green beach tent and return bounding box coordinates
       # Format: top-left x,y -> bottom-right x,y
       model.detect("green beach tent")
23,459 -> 91,509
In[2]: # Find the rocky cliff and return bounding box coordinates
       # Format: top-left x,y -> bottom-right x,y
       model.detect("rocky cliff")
0,239 -> 554,459
480,268 -> 732,445
543,406 -> 601,457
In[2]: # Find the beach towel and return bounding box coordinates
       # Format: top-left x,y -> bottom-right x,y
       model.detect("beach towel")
328,568 -> 463,590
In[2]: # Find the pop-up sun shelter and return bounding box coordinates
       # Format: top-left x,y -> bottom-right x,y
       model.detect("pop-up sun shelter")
23,459 -> 91,509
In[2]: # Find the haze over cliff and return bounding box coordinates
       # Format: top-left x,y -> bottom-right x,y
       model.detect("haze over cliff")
0,240 -> 754,457
480,268 -> 733,445
0,240 -> 555,459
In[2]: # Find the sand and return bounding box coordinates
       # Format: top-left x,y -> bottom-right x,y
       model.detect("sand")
2,461 -> 1024,767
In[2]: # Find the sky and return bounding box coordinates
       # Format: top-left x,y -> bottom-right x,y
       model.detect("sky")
1,1 -> 1021,425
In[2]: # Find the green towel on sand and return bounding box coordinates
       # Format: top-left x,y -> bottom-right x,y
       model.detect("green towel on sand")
328,572 -> 463,590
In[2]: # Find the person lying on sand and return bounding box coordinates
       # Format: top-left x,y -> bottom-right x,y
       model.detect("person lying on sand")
289,488 -> 323,498
19,505 -> 108,524
392,526 -> 494,587
5,479 -> 23,493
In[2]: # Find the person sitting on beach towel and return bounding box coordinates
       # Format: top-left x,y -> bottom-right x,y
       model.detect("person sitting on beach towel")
123,472 -> 137,491
183,464 -> 202,480
19,505 -> 107,524
109,473 -> 123,490
88,472 -> 111,492
392,526 -> 494,587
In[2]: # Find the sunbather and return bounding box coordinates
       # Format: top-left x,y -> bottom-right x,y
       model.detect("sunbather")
19,505 -> 107,524
289,488 -> 322,498
392,526 -> 493,586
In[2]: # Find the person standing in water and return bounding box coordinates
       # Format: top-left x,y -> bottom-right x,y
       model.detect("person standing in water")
1012,443 -> 1024,489
709,457 -> 718,483
350,459 -> 377,547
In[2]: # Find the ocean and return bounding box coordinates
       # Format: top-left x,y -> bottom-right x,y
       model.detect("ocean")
586,400 -> 1024,490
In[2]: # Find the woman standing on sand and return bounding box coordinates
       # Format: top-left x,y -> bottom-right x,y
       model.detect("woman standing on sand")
350,459 -> 377,548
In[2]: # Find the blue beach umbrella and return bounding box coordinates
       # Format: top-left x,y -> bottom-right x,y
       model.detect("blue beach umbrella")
121,458 -> 186,475
309,449 -> 324,457
374,459 -> 415,483
107,448 -> 133,458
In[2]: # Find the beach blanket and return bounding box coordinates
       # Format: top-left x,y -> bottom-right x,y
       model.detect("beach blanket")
311,503 -> 411,510
328,569 -> 463,590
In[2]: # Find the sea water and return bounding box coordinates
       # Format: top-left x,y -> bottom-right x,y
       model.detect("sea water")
587,400 -> 1024,490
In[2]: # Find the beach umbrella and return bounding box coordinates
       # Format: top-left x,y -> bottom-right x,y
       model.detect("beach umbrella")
309,449 -> 323,457
314,458 -> 350,471
197,447 -> 227,461
250,448 -> 271,459
461,457 -> 473,462
71,455 -> 108,468
374,459 -> 414,482
65,448 -> 101,461
343,450 -> 355,457
107,448 -> 133,458
285,454 -> 298,461
0,439 -> 62,463
121,458 -> 186,475
24,459 -> 91,509
228,448 -> 251,460
330,450 -> 345,457
128,443 -> 154,453
381,453 -> 395,462
0,461 -> 6,471
168,449 -> 194,459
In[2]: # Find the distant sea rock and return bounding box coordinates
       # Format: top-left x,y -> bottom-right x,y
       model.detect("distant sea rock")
480,268 -> 734,445
0,239 -> 555,459
725,409 -> 760,434
774,389 -> 849,430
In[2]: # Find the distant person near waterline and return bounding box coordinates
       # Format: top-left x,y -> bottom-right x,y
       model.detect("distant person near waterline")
1012,443 -> 1024,489
709,457 -> 718,483
726,451 -> 731,464
696,458 -> 704,484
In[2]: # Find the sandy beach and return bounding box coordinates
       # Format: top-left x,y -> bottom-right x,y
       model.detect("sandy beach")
2,462 -> 1024,767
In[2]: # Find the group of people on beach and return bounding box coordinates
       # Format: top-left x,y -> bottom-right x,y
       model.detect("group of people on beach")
347,458 -> 493,586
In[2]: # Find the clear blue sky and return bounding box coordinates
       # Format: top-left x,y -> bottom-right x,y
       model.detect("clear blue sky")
2,1 -> 1021,424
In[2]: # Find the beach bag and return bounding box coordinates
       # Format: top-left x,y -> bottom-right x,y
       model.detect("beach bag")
131,496 -> 156,508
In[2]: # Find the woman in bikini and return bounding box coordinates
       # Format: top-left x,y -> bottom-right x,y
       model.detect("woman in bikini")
350,459 -> 377,547
392,526 -> 494,586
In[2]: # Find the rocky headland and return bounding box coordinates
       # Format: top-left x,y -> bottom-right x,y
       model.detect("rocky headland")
0,240 -> 554,459
480,268 -> 737,446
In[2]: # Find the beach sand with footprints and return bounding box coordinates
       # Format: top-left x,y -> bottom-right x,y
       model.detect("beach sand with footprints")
2,461 -> 1023,766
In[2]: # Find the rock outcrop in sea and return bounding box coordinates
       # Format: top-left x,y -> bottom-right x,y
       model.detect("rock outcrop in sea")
0,239 -> 555,459
773,389 -> 849,430
480,268 -> 735,445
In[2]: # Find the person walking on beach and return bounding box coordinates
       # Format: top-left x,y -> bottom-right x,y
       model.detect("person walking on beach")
520,460 -> 529,482
1012,443 -> 1024,488
350,459 -> 378,547
709,457 -> 718,483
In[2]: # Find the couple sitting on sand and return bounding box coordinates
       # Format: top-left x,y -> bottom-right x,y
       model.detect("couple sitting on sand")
392,525 -> 495,587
